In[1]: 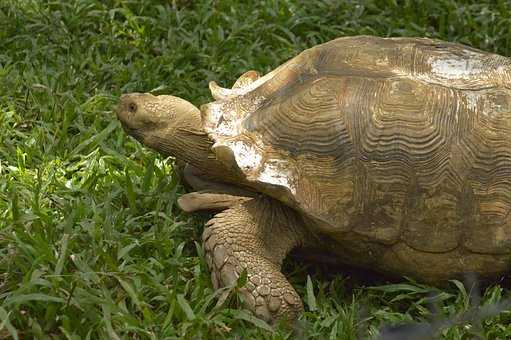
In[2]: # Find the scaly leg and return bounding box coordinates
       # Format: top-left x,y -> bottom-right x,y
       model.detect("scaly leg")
202,196 -> 307,322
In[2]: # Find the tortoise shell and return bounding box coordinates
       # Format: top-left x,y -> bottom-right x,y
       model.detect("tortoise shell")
201,36 -> 511,280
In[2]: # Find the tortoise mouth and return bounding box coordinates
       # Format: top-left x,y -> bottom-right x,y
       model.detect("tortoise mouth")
114,101 -> 130,128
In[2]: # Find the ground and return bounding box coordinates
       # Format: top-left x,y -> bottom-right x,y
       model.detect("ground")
1,0 -> 511,338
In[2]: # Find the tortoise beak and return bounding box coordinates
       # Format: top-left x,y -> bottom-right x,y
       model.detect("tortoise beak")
115,94 -> 129,121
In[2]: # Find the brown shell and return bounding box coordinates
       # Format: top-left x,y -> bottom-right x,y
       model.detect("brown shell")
202,36 -> 511,280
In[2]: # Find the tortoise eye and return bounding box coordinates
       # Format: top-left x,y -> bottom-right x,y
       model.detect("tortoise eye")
128,102 -> 137,113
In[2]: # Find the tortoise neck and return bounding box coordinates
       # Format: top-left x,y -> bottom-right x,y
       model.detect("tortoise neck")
171,127 -> 218,169
150,112 -> 231,178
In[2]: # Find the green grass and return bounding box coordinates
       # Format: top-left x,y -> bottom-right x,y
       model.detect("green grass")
1,0 -> 511,338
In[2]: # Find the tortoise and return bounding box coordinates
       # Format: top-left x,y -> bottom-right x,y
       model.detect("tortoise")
116,36 -> 511,322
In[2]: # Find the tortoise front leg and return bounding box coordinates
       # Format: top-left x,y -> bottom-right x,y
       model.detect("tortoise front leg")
202,196 -> 307,322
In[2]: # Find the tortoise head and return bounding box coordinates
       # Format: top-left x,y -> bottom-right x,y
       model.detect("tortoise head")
116,92 -> 211,163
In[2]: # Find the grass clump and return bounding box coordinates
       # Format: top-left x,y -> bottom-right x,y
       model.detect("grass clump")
1,0 -> 511,338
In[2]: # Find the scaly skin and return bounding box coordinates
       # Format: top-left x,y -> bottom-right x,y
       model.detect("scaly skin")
202,196 -> 306,322
178,169 -> 306,321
